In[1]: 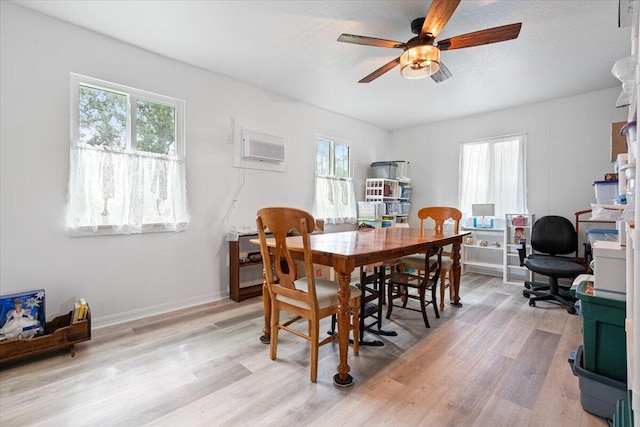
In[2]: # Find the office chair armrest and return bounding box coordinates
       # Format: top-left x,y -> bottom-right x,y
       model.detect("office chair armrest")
516,238 -> 527,266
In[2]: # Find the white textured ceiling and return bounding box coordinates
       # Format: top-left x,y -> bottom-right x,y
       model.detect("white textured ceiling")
14,0 -> 633,131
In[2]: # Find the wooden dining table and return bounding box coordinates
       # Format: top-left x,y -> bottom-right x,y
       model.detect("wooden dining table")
252,226 -> 470,387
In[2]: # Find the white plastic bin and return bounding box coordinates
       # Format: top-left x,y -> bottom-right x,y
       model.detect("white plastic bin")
621,120 -> 637,161
593,180 -> 618,204
357,201 -> 384,219
401,202 -> 411,215
592,241 -> 626,301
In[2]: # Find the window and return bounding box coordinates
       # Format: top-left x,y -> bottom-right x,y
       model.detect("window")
459,133 -> 527,218
67,74 -> 189,235
312,136 -> 357,224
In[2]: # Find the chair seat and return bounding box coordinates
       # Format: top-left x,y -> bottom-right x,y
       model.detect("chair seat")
525,258 -> 586,278
528,253 -> 584,264
276,278 -> 362,310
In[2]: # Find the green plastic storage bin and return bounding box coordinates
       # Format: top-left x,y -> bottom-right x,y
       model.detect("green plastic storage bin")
612,391 -> 633,427
574,281 -> 627,383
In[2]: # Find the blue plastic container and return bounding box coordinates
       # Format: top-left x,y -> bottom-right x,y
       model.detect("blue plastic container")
586,228 -> 618,245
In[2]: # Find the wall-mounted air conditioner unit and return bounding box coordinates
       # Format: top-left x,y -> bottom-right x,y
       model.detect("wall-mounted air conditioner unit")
242,129 -> 285,163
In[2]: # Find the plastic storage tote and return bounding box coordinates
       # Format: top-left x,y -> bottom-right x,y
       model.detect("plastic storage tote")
612,391 -> 633,427
593,180 -> 619,204
371,161 -> 398,179
569,346 -> 627,419
586,228 -> 619,245
572,280 -> 627,383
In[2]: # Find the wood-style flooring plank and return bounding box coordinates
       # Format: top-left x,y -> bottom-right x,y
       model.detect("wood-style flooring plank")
0,274 -> 606,426
495,328 -> 561,409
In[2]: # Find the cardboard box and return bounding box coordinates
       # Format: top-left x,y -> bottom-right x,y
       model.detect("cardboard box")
611,121 -> 627,161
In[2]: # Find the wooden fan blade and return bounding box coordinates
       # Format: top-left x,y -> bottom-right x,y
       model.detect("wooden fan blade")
430,61 -> 452,83
359,57 -> 401,83
420,0 -> 461,40
437,23 -> 522,51
338,34 -> 406,49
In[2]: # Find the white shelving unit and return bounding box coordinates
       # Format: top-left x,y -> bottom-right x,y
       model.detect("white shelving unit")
504,214 -> 535,285
624,7 -> 639,424
364,178 -> 411,226
461,213 -> 535,284
608,7 -> 639,423
461,226 -> 505,277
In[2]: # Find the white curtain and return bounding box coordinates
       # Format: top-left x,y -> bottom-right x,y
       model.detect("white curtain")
459,134 -> 527,217
312,176 -> 357,225
67,145 -> 189,234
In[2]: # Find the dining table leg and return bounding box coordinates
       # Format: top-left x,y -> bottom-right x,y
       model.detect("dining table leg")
333,268 -> 354,387
451,239 -> 463,307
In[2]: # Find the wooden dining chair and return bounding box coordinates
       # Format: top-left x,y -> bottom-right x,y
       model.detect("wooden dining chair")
256,207 -> 361,383
398,206 -> 462,310
386,246 -> 443,328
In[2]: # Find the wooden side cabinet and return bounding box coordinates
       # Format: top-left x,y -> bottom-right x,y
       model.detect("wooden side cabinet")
229,233 -> 265,302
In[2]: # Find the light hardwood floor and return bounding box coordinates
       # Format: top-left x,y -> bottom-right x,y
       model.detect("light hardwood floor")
0,274 -> 606,426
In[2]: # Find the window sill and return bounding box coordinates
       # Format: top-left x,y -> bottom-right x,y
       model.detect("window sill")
68,222 -> 188,237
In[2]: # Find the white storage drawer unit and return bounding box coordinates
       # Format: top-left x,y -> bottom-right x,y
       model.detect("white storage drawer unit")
592,241 -> 626,301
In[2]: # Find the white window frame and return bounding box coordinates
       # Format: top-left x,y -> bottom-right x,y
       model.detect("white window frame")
315,136 -> 351,179
70,74 -> 185,158
68,73 -> 188,236
458,133 -> 527,219
313,135 -> 357,225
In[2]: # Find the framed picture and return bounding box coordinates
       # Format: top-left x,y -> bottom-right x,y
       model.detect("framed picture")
0,289 -> 45,341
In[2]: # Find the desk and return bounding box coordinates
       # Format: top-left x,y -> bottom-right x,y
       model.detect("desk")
252,226 -> 470,387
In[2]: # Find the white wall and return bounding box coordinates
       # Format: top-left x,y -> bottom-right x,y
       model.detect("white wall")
1,2 -> 627,328
0,3 -> 390,326
390,88 -> 627,225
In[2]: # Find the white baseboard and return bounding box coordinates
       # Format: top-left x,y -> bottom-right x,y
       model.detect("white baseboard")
92,293 -> 223,329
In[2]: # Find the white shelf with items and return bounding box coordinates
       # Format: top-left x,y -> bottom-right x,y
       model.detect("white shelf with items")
625,8 -> 639,423
612,7 -> 638,423
503,214 -> 535,285
460,213 -> 535,284
461,226 -> 505,277
364,178 -> 411,226
365,178 -> 399,200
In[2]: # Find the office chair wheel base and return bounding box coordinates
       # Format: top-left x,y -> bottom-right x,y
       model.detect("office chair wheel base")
523,290 -> 530,298
524,282 -> 531,289
567,306 -> 577,315
529,299 -> 536,307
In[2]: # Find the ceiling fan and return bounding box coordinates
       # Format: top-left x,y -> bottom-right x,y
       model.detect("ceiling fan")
337,0 -> 522,83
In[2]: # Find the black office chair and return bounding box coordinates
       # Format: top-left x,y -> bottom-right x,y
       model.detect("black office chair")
518,215 -> 588,314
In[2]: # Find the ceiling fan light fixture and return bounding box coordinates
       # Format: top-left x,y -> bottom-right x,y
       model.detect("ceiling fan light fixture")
400,45 -> 440,79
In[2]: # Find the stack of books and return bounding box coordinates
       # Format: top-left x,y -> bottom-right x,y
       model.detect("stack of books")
72,298 -> 88,323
